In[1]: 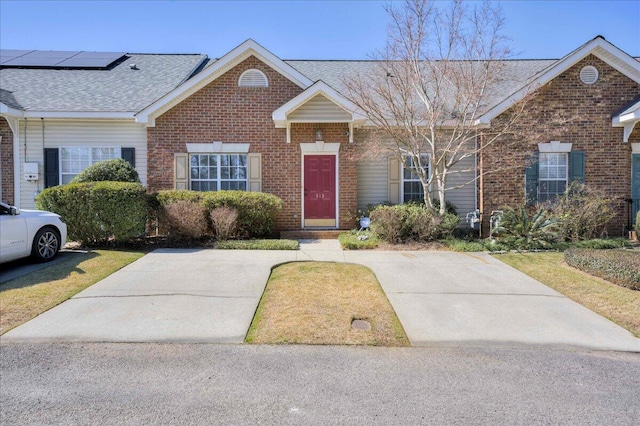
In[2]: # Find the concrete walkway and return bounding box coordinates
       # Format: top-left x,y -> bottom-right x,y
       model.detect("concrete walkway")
3,243 -> 640,351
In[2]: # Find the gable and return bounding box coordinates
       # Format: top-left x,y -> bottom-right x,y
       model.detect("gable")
287,94 -> 352,122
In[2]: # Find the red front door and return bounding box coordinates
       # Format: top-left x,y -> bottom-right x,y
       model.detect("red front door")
304,155 -> 336,227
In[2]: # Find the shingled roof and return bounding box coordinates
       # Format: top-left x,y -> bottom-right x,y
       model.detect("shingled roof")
0,53 -> 207,112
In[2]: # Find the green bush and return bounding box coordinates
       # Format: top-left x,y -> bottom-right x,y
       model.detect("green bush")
36,182 -> 147,244
370,203 -> 459,243
202,191 -> 283,238
338,231 -> 380,250
564,248 -> 640,291
441,238 -> 486,252
574,238 -> 630,249
215,239 -> 298,250
70,158 -> 140,183
156,190 -> 204,205
491,206 -> 561,250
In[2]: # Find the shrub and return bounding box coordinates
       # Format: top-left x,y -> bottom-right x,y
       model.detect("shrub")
574,238 -> 630,249
156,190 -> 204,205
370,203 -> 459,243
442,238 -> 485,252
163,200 -> 209,244
565,248 -> 640,291
210,207 -> 238,241
491,205 -> 561,250
202,191 -> 283,238
215,239 -> 299,250
70,158 -> 140,183
338,231 -> 380,250
431,198 -> 458,216
36,182 -> 147,244
548,182 -> 615,242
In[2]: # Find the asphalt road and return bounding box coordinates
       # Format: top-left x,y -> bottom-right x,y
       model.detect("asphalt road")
1,343 -> 639,425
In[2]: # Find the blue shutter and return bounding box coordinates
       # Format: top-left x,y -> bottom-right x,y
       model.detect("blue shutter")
525,152 -> 539,205
44,148 -> 59,188
569,151 -> 585,183
121,148 -> 135,167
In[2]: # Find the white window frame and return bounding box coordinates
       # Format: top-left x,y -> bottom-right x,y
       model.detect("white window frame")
402,154 -> 430,203
189,153 -> 248,192
538,152 -> 568,202
60,146 -> 121,184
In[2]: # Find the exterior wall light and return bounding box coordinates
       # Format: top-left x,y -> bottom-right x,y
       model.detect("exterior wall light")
315,129 -> 323,141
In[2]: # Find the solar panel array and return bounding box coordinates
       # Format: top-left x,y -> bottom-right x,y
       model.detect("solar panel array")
0,50 -> 126,68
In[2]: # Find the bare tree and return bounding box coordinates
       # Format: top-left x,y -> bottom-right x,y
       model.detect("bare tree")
344,0 -> 536,215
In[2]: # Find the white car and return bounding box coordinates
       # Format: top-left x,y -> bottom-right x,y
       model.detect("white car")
0,201 -> 67,264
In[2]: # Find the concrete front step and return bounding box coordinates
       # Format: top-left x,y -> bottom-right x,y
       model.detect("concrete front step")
280,230 -> 345,240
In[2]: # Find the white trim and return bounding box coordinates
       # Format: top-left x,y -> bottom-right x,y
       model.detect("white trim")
299,142 -> 341,153
631,143 -> 640,154
186,142 -> 250,153
538,141 -> 573,153
477,37 -> 640,125
2,107 -> 136,120
301,152 -> 339,229
0,103 -> 23,118
613,99 -> 640,143
136,39 -> 313,126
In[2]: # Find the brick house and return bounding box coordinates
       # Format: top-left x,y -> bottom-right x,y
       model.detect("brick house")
1,37 -> 639,235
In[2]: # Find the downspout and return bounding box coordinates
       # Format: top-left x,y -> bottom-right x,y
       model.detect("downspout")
5,117 -> 21,208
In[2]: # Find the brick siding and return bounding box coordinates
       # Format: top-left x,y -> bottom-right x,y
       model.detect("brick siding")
147,56 -> 358,230
480,55 -> 640,236
0,117 -> 14,205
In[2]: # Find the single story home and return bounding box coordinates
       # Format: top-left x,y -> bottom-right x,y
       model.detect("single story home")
1,36 -> 638,235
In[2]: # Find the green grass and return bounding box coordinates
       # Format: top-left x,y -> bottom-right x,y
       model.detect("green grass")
0,250 -> 145,334
496,252 -> 640,337
338,231 -> 380,249
215,239 -> 299,250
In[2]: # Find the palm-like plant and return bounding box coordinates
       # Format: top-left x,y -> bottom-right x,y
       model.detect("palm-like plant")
491,206 -> 561,250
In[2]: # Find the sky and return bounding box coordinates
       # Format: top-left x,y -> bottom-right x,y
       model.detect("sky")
0,1 -> 638,60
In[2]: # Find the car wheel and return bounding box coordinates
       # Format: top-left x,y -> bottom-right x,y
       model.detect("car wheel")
31,227 -> 61,262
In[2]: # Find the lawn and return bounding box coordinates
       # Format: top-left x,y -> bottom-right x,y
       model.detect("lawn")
497,252 -> 640,337
0,250 -> 145,334
246,261 -> 409,346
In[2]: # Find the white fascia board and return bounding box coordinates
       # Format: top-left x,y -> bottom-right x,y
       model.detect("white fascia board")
612,101 -> 640,126
0,103 -> 24,117
21,111 -> 136,120
272,80 -> 367,123
478,37 -> 640,125
136,39 -> 314,125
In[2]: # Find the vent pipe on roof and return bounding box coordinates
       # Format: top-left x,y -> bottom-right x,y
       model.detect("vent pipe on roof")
130,64 -> 138,70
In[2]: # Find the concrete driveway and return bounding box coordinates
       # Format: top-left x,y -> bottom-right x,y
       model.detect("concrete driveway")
3,243 -> 640,351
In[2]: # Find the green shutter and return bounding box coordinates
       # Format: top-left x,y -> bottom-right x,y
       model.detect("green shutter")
44,148 -> 59,188
569,151 -> 585,183
121,148 -> 135,167
524,152 -> 539,205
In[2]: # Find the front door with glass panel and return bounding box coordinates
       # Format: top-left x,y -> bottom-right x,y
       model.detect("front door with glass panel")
304,155 -> 336,227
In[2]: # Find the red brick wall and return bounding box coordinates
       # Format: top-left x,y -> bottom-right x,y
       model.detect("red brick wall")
0,117 -> 14,205
147,56 -> 358,230
480,55 -> 640,236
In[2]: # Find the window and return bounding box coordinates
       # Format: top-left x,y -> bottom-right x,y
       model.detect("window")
190,154 -> 248,191
60,147 -> 120,184
538,153 -> 568,202
402,154 -> 429,203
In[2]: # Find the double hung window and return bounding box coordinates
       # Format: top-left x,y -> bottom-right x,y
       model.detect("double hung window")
402,154 -> 430,203
190,154 -> 248,191
60,147 -> 121,184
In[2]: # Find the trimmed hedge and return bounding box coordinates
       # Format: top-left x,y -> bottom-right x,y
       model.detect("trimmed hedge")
370,203 -> 458,243
154,190 -> 283,239
564,248 -> 640,291
202,191 -> 283,238
36,182 -> 147,244
215,239 -> 299,250
71,158 -> 140,183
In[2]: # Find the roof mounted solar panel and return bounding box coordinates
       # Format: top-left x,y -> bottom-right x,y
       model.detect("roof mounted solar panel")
0,49 -> 126,68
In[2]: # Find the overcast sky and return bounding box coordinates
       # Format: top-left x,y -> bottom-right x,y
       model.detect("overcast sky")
1,1 -> 638,59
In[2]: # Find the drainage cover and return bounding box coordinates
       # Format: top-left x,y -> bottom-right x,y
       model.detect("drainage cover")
351,319 -> 371,330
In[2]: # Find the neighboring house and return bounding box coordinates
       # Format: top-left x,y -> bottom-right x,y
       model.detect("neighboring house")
1,37 -> 639,235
